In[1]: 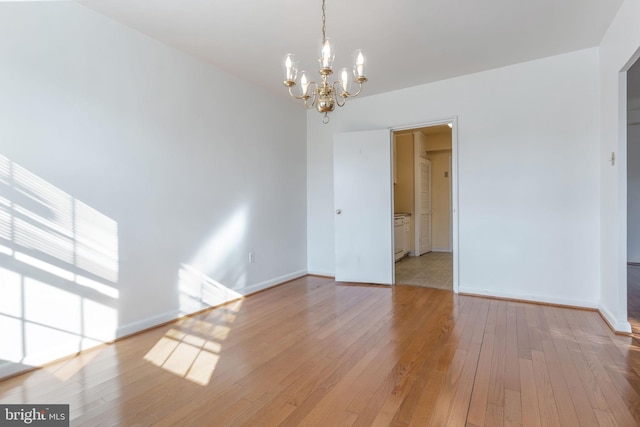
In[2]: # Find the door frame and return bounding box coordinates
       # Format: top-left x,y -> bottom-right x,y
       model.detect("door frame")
392,117 -> 459,293
622,50 -> 640,332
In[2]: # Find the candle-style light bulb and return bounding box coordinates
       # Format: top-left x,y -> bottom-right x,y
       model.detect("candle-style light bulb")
319,38 -> 335,69
299,70 -> 310,97
356,52 -> 364,75
283,53 -> 298,84
352,49 -> 366,80
339,67 -> 351,95
322,42 -> 331,67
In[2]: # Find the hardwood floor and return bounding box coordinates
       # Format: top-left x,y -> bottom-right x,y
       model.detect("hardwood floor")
2,276 -> 640,426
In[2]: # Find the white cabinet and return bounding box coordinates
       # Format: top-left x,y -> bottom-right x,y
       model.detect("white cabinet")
394,214 -> 412,261
394,217 -> 404,261
403,216 -> 411,256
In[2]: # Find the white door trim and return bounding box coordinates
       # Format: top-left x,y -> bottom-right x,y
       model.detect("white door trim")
616,49 -> 640,333
392,117 -> 459,293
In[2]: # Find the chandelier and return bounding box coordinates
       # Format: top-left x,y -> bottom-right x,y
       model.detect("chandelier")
282,0 -> 368,124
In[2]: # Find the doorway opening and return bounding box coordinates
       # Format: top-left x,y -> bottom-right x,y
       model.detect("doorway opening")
627,56 -> 640,336
392,123 -> 455,291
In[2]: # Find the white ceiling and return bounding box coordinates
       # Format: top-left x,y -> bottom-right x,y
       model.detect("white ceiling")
74,0 -> 624,101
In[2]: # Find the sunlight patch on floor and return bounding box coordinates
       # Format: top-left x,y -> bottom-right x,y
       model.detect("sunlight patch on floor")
143,298 -> 243,386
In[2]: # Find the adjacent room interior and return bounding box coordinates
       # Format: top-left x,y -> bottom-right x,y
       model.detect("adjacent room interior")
393,125 -> 454,290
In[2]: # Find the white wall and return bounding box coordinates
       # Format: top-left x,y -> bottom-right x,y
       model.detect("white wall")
308,48 -> 601,309
0,2 -> 307,378
598,0 -> 640,333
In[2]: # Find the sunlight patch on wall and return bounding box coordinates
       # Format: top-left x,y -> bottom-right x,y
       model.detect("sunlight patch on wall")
74,200 -> 118,283
0,314 -> 22,363
179,205 -> 249,315
0,156 -> 118,283
0,154 -> 119,379
178,264 -> 243,315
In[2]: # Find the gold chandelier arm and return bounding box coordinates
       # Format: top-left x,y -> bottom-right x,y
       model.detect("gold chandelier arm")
332,81 -> 346,107
287,85 -> 308,101
343,81 -> 365,99
287,82 -> 320,110
306,82 -> 320,109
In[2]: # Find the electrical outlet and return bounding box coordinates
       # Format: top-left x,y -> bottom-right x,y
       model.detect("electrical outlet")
249,252 -> 255,263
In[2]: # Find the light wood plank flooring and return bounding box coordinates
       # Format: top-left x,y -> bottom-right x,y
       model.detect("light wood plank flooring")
2,276 -> 640,426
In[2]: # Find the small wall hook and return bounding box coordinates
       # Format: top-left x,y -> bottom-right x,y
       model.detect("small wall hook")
610,151 -> 616,166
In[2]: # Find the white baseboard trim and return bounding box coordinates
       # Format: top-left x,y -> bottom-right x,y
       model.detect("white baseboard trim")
458,286 -> 632,334
0,362 -> 34,380
307,269 -> 335,277
239,270 -> 308,296
458,286 -> 598,310
116,269 -> 308,339
1,270 -> 309,381
598,304 -> 632,334
431,248 -> 452,252
116,309 -> 181,339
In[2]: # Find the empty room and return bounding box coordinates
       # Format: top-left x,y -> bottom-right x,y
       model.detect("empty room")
1,0 -> 640,426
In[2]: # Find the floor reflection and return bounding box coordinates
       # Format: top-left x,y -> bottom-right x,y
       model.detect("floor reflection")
3,276 -> 639,426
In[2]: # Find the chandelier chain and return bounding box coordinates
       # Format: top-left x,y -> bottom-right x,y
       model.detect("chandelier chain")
321,0 -> 327,42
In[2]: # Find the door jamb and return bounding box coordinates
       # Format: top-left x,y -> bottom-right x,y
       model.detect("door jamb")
620,50 -> 640,332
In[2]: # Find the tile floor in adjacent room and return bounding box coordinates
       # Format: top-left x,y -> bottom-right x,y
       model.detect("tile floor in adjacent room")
395,251 -> 453,290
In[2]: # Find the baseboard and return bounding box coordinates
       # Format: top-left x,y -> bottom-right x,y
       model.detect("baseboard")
240,270 -> 307,296
0,362 -> 36,380
457,286 -> 598,311
307,269 -> 335,277
116,309 -> 181,339
457,286 -> 633,334
116,269 -> 308,339
598,304 -> 632,334
1,269 -> 308,381
307,273 -> 335,279
431,248 -> 452,253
